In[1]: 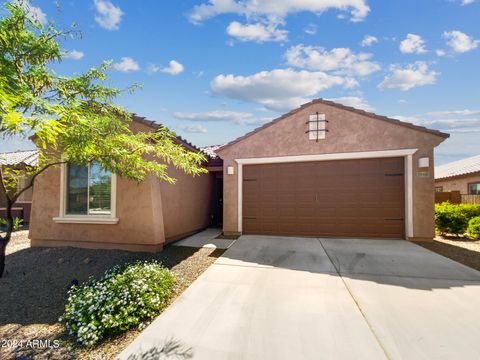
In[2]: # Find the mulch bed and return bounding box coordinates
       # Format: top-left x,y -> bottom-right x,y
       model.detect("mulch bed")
418,235 -> 480,272
0,232 -> 224,359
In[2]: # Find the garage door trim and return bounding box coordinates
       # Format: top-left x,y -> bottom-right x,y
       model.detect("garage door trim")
235,148 -> 417,238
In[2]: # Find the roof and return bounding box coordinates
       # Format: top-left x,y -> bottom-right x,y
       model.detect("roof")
217,98 -> 450,153
131,115 -> 200,153
200,145 -> 224,159
0,150 -> 38,167
435,154 -> 480,180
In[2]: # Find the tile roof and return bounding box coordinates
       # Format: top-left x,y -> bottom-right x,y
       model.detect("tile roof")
217,98 -> 450,153
0,150 -> 39,167
435,154 -> 480,180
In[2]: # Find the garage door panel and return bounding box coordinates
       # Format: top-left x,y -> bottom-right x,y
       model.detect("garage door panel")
243,157 -> 405,239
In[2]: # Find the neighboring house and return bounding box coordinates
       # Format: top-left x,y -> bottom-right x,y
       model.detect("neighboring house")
29,99 -> 449,250
434,155 -> 480,194
0,149 -> 39,224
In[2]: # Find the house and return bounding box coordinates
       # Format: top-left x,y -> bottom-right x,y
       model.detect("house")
29,99 -> 449,250
0,149 -> 38,224
434,155 -> 480,195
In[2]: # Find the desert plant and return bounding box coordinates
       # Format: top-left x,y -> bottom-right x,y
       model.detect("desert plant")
60,261 -> 175,346
0,217 -> 23,231
435,202 -> 468,235
467,216 -> 480,239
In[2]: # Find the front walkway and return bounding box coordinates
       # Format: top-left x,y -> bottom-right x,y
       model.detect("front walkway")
119,236 -> 480,360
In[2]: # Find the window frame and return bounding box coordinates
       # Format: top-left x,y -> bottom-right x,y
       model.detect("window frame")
53,163 -> 118,224
468,182 -> 480,195
308,113 -> 326,141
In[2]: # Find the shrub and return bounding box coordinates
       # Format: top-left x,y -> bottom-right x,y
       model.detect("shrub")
0,217 -> 23,231
435,202 -> 468,235
467,216 -> 480,239
61,261 -> 175,346
459,204 -> 480,220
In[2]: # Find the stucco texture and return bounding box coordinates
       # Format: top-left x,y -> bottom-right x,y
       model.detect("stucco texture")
435,172 -> 480,194
217,101 -> 447,241
29,120 -> 213,252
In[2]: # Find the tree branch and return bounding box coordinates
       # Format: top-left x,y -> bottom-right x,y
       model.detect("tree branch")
11,161 -> 66,203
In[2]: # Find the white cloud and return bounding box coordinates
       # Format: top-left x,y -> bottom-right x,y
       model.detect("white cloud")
189,0 -> 369,42
378,61 -> 438,91
160,60 -> 184,75
425,109 -> 480,117
211,68 -> 349,111
189,0 -> 370,24
459,0 -> 475,5
94,0 -> 123,30
147,64 -> 160,73
227,21 -> 288,42
436,49 -> 447,57
394,109 -> 480,133
285,44 -> 381,77
148,61 -> 184,75
65,50 -> 84,60
329,96 -> 375,112
178,124 -> 208,133
174,110 -> 268,126
304,24 -> 317,35
361,35 -> 378,47
113,57 -> 140,72
14,0 -> 47,24
443,30 -> 479,53
399,34 -> 427,54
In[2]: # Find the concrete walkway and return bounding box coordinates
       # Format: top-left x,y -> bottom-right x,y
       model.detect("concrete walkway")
119,236 -> 480,360
173,228 -> 235,249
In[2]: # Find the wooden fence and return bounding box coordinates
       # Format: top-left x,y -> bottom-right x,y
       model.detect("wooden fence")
435,191 -> 480,204
461,194 -> 480,204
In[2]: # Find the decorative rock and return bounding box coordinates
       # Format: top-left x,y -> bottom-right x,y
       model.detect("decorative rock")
57,258 -> 65,264
83,257 -> 91,264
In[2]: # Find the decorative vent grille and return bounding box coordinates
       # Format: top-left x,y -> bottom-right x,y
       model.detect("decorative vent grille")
306,112 -> 328,141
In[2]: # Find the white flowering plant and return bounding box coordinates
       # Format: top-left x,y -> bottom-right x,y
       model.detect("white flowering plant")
60,261 -> 175,346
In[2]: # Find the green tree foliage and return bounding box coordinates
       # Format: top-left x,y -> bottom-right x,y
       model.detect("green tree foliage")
0,2 -> 206,277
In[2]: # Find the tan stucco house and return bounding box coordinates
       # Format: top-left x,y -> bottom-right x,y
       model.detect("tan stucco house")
435,155 -> 480,195
29,99 -> 449,250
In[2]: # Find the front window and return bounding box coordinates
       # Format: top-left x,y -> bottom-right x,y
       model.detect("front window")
66,162 -> 112,216
469,182 -> 480,195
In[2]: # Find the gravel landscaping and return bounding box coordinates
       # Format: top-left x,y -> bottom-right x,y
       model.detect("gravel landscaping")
418,236 -> 480,272
0,231 -> 224,360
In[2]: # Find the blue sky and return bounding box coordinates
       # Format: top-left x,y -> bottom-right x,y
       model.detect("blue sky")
1,0 -> 480,165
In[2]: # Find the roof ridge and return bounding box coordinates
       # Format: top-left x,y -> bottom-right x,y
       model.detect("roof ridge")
217,98 -> 449,153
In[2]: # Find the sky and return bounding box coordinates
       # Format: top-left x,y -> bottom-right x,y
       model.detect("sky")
1,0 -> 479,165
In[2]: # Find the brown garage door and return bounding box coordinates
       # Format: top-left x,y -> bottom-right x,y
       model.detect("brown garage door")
243,157 -> 405,239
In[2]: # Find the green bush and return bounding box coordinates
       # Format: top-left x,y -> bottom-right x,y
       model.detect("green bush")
467,216 -> 480,239
435,202 -> 468,235
61,261 -> 175,346
459,204 -> 480,220
0,217 -> 23,231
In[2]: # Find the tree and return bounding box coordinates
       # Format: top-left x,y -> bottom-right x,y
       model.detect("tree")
0,2 -> 207,277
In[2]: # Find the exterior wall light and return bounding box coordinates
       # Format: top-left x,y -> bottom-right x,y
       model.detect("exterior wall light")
418,157 -> 429,168
227,166 -> 235,175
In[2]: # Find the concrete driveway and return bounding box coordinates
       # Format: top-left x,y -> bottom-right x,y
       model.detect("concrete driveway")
118,236 -> 480,360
